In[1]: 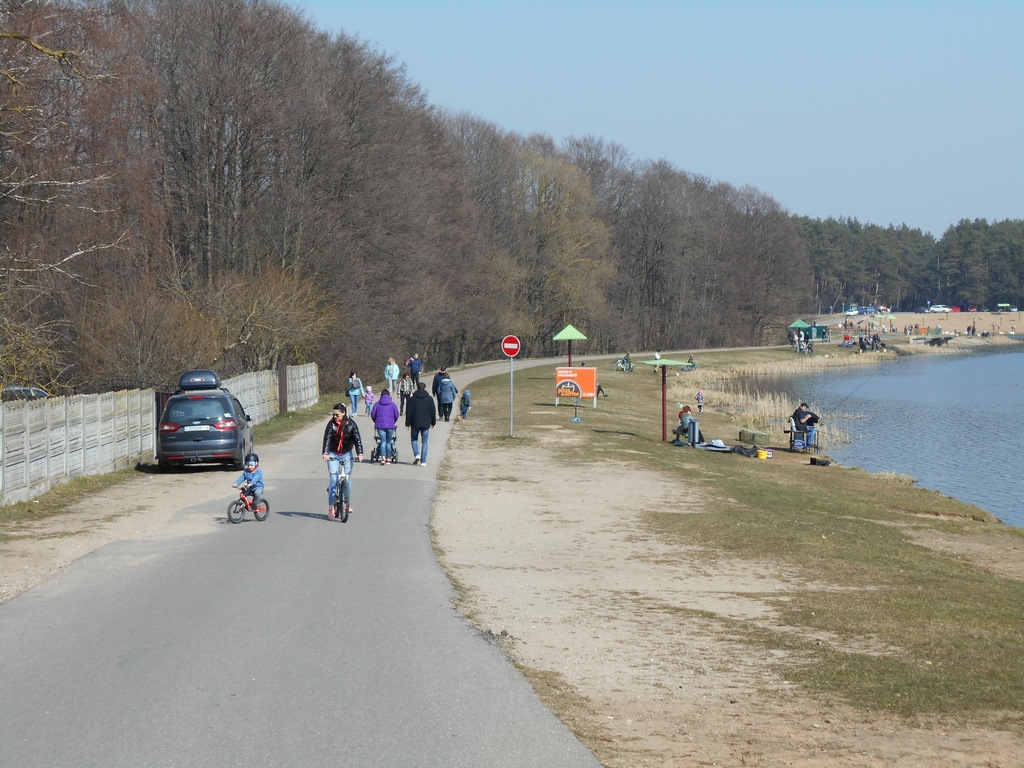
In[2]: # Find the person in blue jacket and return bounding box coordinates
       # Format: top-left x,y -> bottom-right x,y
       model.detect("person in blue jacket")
406,353 -> 423,387
437,373 -> 458,422
232,453 -> 265,507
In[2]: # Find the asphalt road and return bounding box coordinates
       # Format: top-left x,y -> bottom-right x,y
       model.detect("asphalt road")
0,359 -> 600,768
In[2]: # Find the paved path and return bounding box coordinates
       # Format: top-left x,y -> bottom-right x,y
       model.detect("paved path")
0,358 -> 600,768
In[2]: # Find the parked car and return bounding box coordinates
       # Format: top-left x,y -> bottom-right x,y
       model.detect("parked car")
156,370 -> 253,470
927,304 -> 951,313
950,306 -> 961,312
844,307 -> 859,316
1,385 -> 50,402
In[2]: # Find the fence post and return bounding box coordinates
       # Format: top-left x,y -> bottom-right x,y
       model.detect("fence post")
278,360 -> 289,414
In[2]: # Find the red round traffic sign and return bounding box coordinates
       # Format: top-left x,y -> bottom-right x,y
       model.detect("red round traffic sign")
501,335 -> 521,357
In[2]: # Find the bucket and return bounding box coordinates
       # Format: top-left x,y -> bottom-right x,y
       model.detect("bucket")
756,449 -> 768,460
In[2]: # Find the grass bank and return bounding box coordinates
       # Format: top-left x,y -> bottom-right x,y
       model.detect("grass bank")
457,347 -> 1024,727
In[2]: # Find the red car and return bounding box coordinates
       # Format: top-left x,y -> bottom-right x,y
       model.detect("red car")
950,306 -> 961,312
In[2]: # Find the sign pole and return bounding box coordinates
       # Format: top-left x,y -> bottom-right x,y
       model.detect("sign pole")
501,335 -> 521,438
509,354 -> 514,437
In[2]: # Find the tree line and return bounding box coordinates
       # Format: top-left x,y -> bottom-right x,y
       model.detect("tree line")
796,216 -> 1024,314
3,1 -> 1018,396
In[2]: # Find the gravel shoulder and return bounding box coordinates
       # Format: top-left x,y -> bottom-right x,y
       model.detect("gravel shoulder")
432,420 -> 1023,767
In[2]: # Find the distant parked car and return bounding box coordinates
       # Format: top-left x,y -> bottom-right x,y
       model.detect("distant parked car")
1,385 -> 50,402
844,308 -> 859,316
950,306 -> 961,312
858,306 -> 876,315
967,306 -> 978,312
928,304 -> 951,313
156,370 -> 253,471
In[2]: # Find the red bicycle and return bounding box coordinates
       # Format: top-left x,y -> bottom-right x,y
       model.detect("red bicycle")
227,484 -> 270,524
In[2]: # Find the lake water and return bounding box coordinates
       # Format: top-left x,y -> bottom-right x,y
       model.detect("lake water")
779,345 -> 1024,528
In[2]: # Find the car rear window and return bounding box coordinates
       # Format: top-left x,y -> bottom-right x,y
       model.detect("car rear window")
166,397 -> 230,422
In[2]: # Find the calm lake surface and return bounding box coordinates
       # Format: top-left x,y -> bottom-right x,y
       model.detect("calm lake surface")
780,345 -> 1024,528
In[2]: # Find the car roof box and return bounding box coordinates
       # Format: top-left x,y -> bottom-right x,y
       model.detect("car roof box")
176,369 -> 223,392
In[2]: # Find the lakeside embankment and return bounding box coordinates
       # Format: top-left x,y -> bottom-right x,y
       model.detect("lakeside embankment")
434,345 -> 1024,767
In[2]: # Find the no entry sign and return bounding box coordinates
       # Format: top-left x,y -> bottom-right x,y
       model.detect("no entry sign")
501,335 -> 521,357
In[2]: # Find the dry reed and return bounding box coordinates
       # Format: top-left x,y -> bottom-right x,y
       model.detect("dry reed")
667,353 -> 886,449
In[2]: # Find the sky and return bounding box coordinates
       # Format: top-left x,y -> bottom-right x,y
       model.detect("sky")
291,1 -> 1023,237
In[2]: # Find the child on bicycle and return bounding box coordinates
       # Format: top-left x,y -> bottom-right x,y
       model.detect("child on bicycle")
232,453 -> 265,507
322,403 -> 364,519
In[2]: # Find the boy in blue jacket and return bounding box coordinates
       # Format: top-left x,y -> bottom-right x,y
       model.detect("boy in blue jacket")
232,453 -> 265,507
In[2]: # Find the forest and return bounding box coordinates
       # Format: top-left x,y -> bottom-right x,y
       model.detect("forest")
3,0 -> 1022,394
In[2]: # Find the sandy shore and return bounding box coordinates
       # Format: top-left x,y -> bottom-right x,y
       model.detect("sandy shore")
814,309 -> 1022,338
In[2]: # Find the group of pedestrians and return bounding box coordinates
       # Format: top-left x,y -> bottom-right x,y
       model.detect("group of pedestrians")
322,354 -> 471,518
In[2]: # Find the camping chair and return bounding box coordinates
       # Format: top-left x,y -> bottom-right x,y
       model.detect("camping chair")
785,417 -> 818,453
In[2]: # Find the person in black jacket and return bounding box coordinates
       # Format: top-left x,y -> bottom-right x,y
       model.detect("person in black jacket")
321,403 -> 364,519
791,401 -> 820,447
405,382 -> 437,466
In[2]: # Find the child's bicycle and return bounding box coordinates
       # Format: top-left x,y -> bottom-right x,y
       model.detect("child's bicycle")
227,484 -> 270,524
332,469 -> 350,523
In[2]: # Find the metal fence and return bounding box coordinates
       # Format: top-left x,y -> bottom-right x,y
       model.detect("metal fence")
0,363 -> 319,506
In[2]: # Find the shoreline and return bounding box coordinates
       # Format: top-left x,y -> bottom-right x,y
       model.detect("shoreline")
772,326 -> 1022,527
809,309 -> 1023,341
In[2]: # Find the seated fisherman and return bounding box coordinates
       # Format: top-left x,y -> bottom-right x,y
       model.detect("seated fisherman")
672,405 -> 704,446
791,401 -> 820,446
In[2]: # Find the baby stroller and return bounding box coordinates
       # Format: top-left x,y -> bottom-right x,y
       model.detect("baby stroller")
369,432 -> 398,464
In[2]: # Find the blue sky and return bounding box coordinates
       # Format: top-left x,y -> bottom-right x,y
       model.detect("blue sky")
292,1 -> 1022,237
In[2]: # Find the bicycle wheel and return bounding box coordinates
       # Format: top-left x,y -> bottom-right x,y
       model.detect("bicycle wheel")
335,479 -> 349,523
253,498 -> 270,522
227,500 -> 245,524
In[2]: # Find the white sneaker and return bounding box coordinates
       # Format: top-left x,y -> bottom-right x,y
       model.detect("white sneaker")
420,461 -> 427,467
413,455 -> 421,465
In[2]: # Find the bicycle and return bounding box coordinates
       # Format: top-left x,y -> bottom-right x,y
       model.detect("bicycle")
613,357 -> 635,372
333,469 -> 350,523
227,484 -> 270,524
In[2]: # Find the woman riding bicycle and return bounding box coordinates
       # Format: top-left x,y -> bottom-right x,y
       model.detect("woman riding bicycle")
322,403 -> 364,519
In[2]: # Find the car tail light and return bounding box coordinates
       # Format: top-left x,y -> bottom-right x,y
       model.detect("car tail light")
160,422 -> 181,433
212,418 -> 238,430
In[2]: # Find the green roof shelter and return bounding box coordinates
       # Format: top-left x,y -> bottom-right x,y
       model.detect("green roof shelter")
789,318 -> 826,340
552,324 -> 587,366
